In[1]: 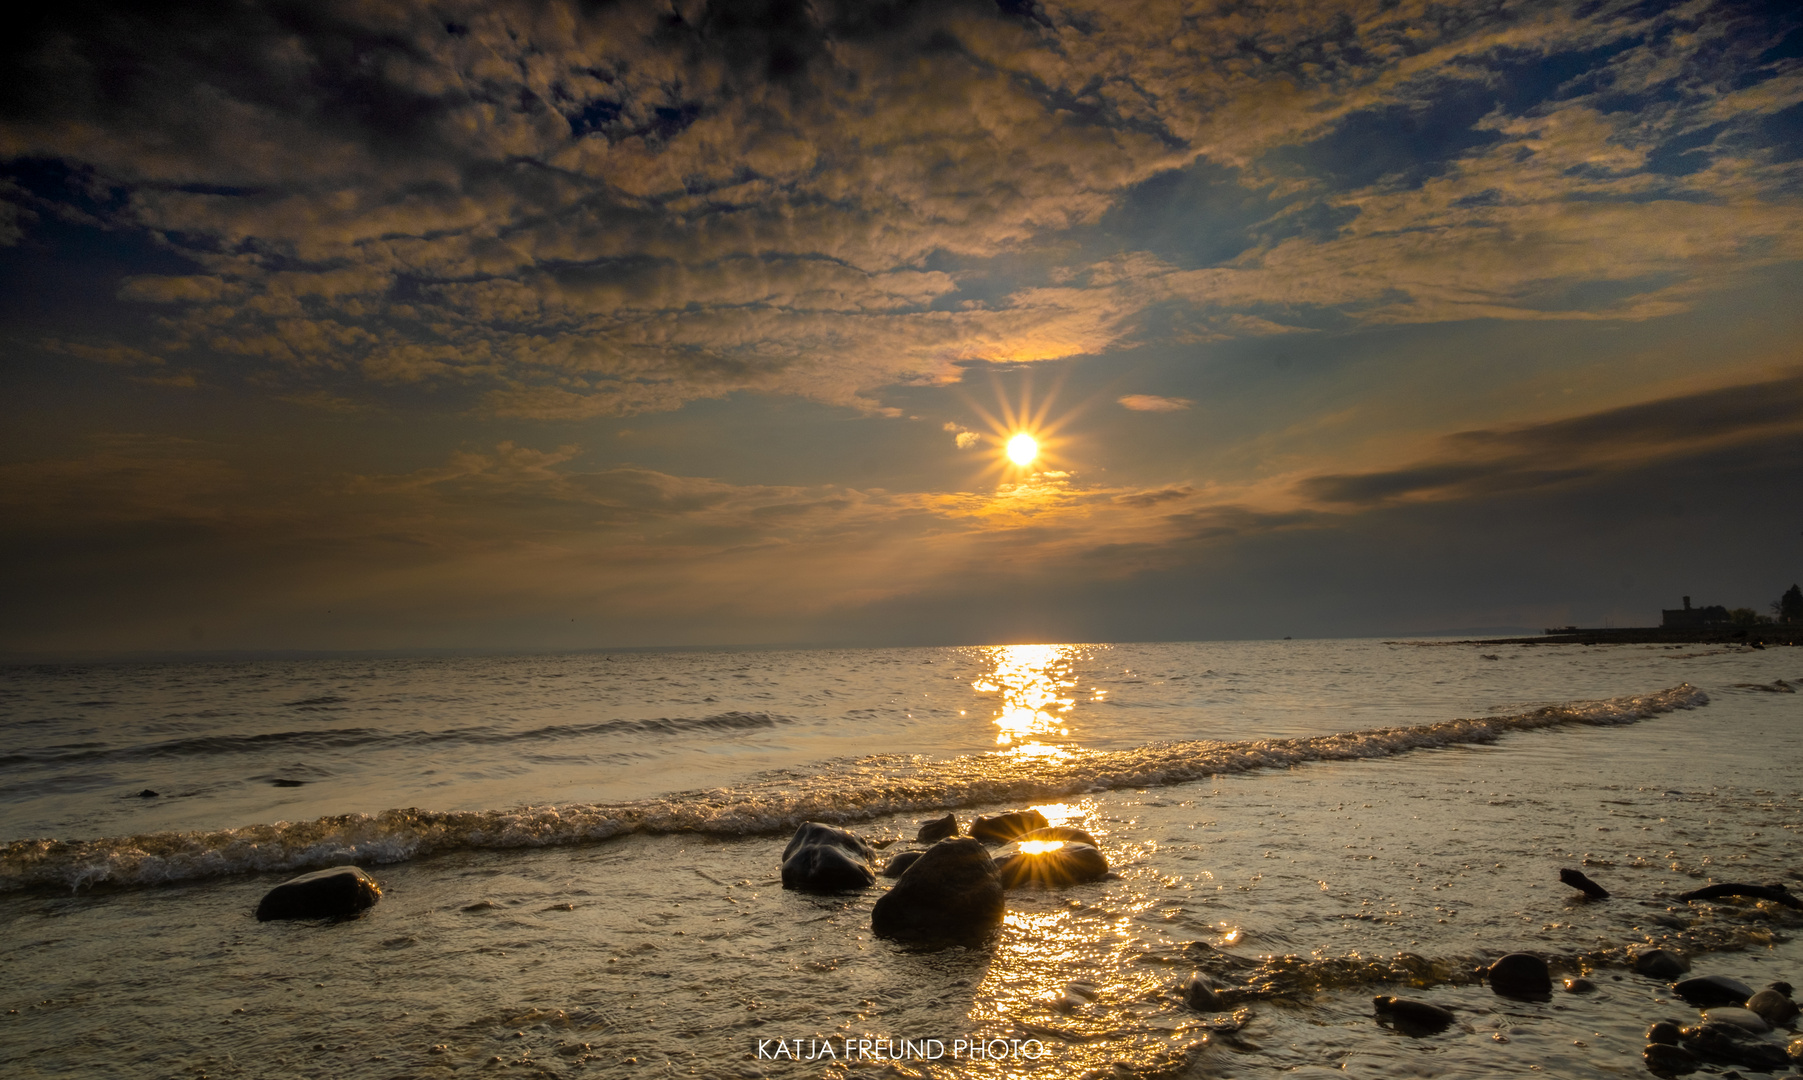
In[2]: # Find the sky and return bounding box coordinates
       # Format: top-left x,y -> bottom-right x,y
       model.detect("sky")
2,0 -> 1801,658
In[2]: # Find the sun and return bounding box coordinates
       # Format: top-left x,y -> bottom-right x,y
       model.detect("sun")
1006,433 -> 1039,466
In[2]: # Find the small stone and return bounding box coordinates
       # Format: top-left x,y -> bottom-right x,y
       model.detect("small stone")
1673,975 -> 1753,1006
1372,995 -> 1456,1034
1634,949 -> 1691,979
915,814 -> 957,843
1747,988 -> 1799,1026
970,810 -> 1051,844
882,850 -> 924,878
993,841 -> 1108,889
1647,1020 -> 1684,1045
1564,977 -> 1597,993
136,789 -> 159,798
1487,952 -> 1552,997
1703,1007 -> 1772,1034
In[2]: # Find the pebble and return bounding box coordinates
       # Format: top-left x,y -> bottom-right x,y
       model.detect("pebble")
1563,977 -> 1596,993
1635,949 -> 1691,979
1644,1042 -> 1702,1075
1747,987 -> 1799,1026
1487,952 -> 1552,997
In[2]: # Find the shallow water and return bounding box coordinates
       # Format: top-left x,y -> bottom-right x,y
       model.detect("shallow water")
2,639 -> 1801,1078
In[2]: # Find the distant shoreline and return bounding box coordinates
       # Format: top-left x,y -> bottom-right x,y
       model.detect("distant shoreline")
1398,625 -> 1803,647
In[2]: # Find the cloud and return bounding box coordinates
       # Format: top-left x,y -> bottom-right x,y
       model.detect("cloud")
1,0 -> 1795,417
1118,394 -> 1193,412
1296,372 -> 1803,508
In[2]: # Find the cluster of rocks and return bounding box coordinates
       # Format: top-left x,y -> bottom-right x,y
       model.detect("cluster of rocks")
1639,967 -> 1802,1076
776,808 -> 1112,946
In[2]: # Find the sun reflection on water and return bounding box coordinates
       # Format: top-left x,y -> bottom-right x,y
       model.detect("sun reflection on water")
973,644 -> 1081,751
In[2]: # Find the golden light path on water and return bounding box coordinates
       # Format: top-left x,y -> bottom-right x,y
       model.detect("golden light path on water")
974,643 -> 1087,750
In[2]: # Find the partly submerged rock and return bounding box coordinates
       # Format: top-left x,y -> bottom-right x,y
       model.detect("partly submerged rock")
1563,977 -> 1597,993
1680,1022 -> 1790,1070
1634,949 -> 1691,979
1646,1020 -> 1684,1045
871,838 -> 1004,946
1184,972 -> 1224,1011
969,810 -> 1050,844
915,813 -> 958,843
1558,867 -> 1610,899
882,850 -> 924,879
1672,974 -> 1752,1007
1700,1006 -> 1771,1034
255,866 -> 381,922
1487,952 -> 1552,998
993,841 -> 1108,889
1746,985 -> 1798,1027
1373,995 -> 1456,1035
1643,1041 -> 1702,1076
780,822 -> 876,892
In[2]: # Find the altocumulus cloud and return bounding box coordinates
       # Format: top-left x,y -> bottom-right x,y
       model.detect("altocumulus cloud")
1,0 -> 1798,418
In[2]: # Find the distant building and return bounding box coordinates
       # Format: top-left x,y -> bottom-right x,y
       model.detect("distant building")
1662,596 -> 1730,628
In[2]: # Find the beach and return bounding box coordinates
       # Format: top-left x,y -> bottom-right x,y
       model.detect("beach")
3,639 -> 1800,1078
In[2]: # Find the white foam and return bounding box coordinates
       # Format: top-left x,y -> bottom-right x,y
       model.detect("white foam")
0,684 -> 1705,892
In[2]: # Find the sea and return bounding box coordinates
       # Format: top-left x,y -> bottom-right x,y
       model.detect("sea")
1,638 -> 1799,1079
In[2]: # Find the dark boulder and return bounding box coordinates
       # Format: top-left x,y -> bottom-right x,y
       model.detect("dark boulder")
1016,825 -> 1102,847
1487,952 -> 1552,998
871,838 -> 1004,946
1634,949 -> 1691,979
1746,985 -> 1798,1027
1646,1020 -> 1684,1045
781,822 -> 876,892
255,866 -> 381,921
993,841 -> 1108,889
883,850 -> 924,879
1643,1042 -> 1702,1076
1558,867 -> 1610,899
1672,974 -> 1752,1007
969,810 -> 1050,844
1700,1007 -> 1769,1033
1373,995 -> 1456,1035
916,814 -> 958,843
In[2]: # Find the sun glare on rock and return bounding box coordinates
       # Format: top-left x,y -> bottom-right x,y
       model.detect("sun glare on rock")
1006,433 -> 1039,466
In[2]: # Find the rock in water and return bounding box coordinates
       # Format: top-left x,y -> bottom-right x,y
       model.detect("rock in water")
969,810 -> 1050,844
1680,1022 -> 1790,1070
255,866 -> 382,921
1563,977 -> 1597,993
780,822 -> 876,892
1373,996 -> 1456,1034
1700,1007 -> 1770,1033
1672,975 -> 1752,1006
1643,1042 -> 1702,1075
993,841 -> 1108,889
1558,867 -> 1610,899
1634,949 -> 1691,979
1646,1021 -> 1684,1045
1676,882 -> 1802,908
1746,985 -> 1798,1026
915,814 -> 958,843
871,838 -> 1005,946
1487,953 -> 1552,997
882,850 -> 924,879
1184,973 -> 1224,1010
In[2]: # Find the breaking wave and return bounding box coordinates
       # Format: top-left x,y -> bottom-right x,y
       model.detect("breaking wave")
0,685 -> 1706,893
0,710 -> 790,767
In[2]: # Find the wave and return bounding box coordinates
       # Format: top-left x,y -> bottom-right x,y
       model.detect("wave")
0,710 -> 791,767
0,684 -> 1705,893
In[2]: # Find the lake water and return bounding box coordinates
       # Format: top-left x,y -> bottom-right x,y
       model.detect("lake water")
2,638 -> 1800,1078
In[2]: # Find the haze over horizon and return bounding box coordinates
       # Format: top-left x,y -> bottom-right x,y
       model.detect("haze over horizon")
4,0 -> 1802,659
